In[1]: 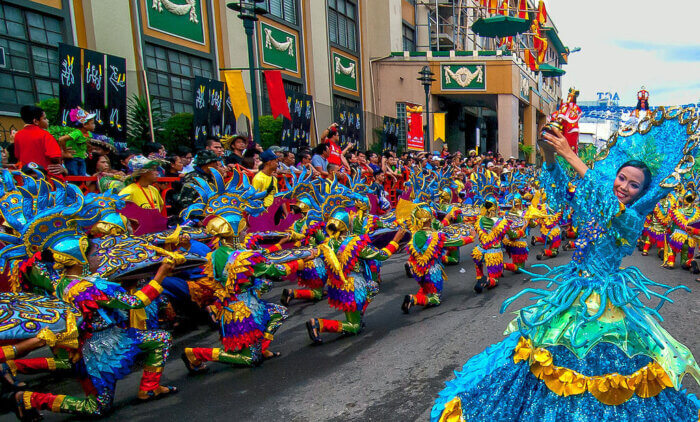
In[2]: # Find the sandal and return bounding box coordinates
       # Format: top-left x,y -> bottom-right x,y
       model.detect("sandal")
181,352 -> 209,375
11,392 -> 42,422
137,386 -> 178,403
306,319 -> 322,344
262,350 -> 281,360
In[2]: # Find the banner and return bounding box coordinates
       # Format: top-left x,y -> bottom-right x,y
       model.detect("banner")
406,106 -> 424,151
207,79 -> 225,139
193,76 -> 209,147
58,43 -> 82,126
264,70 -> 291,120
223,70 -> 251,120
335,105 -> 363,150
106,55 -> 127,140
382,116 -> 399,152
433,112 -> 446,143
83,48 -> 106,131
223,92 -> 237,137
281,92 -> 313,151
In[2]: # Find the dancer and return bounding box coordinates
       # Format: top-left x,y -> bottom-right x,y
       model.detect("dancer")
663,181 -> 699,270
306,193 -> 406,343
502,192 -> 530,274
402,203 -> 474,312
472,194 -> 526,293
432,109 -> 700,421
528,191 -> 563,260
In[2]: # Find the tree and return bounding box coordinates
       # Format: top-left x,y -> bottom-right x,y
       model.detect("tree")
159,113 -> 194,152
35,98 -> 60,125
127,95 -> 165,149
258,115 -> 283,150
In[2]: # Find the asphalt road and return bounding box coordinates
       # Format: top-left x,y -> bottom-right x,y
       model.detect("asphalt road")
23,240 -> 700,422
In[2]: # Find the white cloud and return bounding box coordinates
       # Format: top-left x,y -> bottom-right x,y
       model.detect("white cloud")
547,0 -> 700,106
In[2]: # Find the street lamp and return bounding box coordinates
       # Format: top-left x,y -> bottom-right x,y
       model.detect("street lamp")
227,0 -> 266,144
417,66 -> 435,152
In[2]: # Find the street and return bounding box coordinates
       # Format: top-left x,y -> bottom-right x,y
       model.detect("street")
35,241 -> 700,422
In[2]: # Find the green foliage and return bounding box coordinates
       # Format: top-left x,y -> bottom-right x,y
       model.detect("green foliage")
36,98 -> 60,125
46,125 -> 73,140
259,115 -> 283,150
159,113 -> 194,151
518,143 -> 534,156
127,95 -> 165,149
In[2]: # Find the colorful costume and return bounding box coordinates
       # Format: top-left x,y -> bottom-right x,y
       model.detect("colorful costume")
402,203 -> 474,311
179,169 -> 297,369
432,107 -> 700,421
0,177 -> 178,417
528,192 -> 563,259
502,193 -> 530,273
472,195 -> 525,293
306,188 -> 402,343
664,183 -> 699,269
640,195 -> 672,256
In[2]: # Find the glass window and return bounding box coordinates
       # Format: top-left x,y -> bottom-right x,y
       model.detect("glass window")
265,0 -> 297,25
328,0 -> 357,51
144,42 -> 214,115
0,4 -> 65,109
402,23 -> 415,51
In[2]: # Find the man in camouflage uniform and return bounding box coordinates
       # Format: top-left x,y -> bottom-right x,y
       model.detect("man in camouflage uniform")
174,150 -> 226,215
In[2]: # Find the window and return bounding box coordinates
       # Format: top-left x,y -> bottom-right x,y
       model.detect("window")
402,23 -> 415,51
328,0 -> 357,51
265,0 -> 297,25
0,4 -> 64,109
261,79 -> 302,115
396,102 -> 407,149
144,43 -> 213,115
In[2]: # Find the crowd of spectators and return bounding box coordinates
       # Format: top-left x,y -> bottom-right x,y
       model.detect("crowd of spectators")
7,104 -> 532,219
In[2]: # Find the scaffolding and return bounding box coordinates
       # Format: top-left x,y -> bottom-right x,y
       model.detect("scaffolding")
414,0 -> 546,54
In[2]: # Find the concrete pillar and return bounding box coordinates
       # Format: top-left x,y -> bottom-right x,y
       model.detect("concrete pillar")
497,94 -> 519,159
523,104 -> 537,164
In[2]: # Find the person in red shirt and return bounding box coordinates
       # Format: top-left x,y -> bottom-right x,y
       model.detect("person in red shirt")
14,105 -> 64,176
324,126 -> 352,171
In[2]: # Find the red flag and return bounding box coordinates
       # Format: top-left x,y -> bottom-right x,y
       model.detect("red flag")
499,0 -> 508,15
518,0 -> 528,19
537,1 -> 547,25
406,109 -> 424,151
526,50 -> 539,71
263,70 -> 291,120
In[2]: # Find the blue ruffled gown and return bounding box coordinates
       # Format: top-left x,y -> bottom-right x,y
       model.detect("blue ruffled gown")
432,163 -> 700,421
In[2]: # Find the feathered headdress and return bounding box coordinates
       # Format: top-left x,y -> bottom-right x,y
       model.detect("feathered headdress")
593,106 -> 700,214
180,169 -> 266,236
0,176 -> 101,267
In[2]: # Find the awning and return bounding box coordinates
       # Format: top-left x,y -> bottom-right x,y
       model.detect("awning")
471,16 -> 531,38
538,63 -> 566,77
542,26 -> 568,56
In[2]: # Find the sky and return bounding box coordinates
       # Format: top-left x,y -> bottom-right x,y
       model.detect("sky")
546,0 -> 700,106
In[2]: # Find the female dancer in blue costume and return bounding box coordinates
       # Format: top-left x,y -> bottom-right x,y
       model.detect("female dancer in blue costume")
432,108 -> 700,421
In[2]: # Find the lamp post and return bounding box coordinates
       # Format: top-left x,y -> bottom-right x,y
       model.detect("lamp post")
417,66 -> 435,152
227,0 -> 266,144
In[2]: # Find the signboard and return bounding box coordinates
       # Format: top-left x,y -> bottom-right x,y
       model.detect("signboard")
83,48 -> 106,131
335,104 -> 363,150
193,76 -> 225,147
208,79 -> 224,139
441,63 -> 486,91
58,43 -> 82,126
281,92 -> 313,151
332,51 -> 358,92
106,55 -> 127,140
382,116 -> 400,152
259,21 -> 299,74
146,0 -> 205,44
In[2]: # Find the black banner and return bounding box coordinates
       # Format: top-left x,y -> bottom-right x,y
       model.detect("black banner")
281,92 -> 313,151
223,92 -> 236,137
207,79 -> 224,139
82,48 -> 106,131
336,105 -> 363,150
106,55 -> 127,140
58,43 -> 81,126
192,76 -> 209,147
382,116 -> 399,152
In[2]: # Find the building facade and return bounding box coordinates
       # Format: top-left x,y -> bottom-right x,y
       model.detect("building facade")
0,0 -> 567,160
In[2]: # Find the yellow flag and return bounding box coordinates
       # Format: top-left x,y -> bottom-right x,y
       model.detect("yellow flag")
434,112 -> 446,143
223,70 -> 251,120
